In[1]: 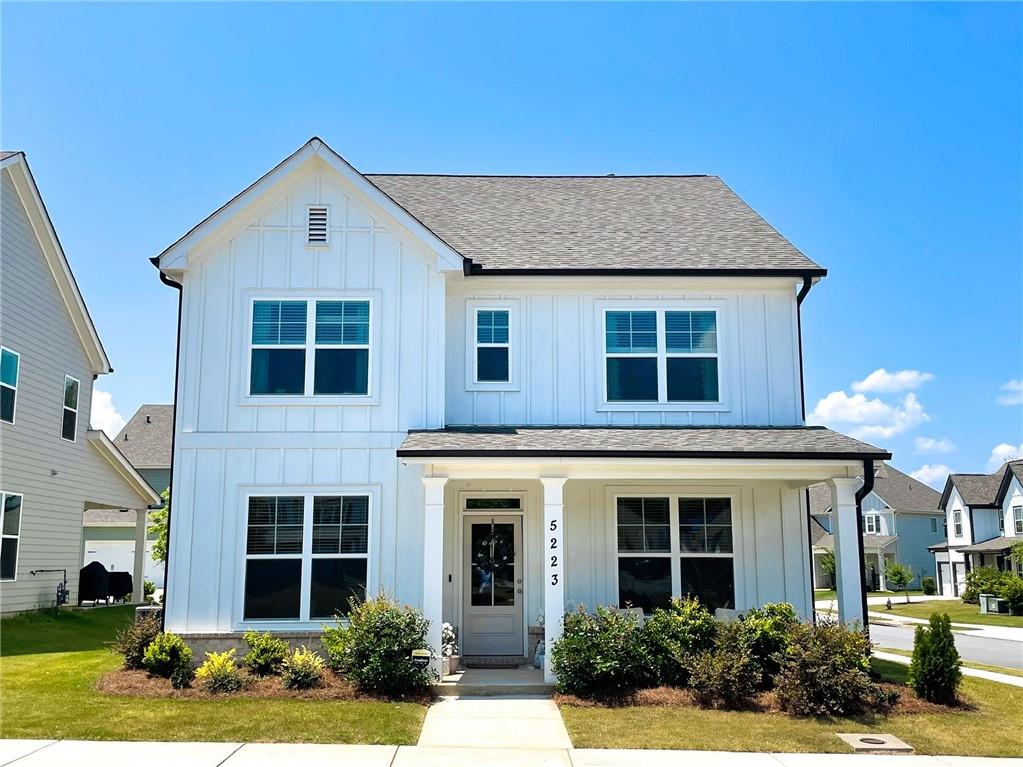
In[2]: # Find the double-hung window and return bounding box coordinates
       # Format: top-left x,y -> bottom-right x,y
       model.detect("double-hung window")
615,495 -> 735,612
604,309 -> 719,404
475,309 -> 510,383
61,376 -> 80,442
244,494 -> 369,622
864,514 -> 880,535
0,347 -> 19,424
1014,506 -> 1023,536
0,492 -> 23,580
953,510 -> 963,538
249,299 -> 371,397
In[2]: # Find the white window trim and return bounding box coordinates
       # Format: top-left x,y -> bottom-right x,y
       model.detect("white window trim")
235,485 -> 379,630
1014,505 -> 1022,536
864,513 -> 880,535
595,300 -> 729,412
305,204 -> 330,248
240,292 -> 381,406
464,299 -> 521,392
953,509 -> 963,538
0,346 -> 20,425
605,487 -> 740,611
61,375 -> 80,443
0,491 -> 23,581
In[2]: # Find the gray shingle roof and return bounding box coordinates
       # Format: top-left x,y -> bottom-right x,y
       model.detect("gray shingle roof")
949,470 -> 1005,507
959,535 -> 1019,554
397,426 -> 888,459
0,151 -> 20,161
367,174 -> 825,274
809,516 -> 829,545
808,463 -> 940,514
113,405 -> 173,469
815,533 -> 898,551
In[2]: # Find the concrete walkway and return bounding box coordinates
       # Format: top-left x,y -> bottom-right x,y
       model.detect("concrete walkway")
872,650 -> 1023,688
417,695 -> 572,749
3,740 -> 1021,767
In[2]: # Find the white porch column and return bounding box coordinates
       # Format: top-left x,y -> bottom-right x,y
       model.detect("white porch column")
422,477 -> 448,677
877,551 -> 886,592
131,509 -> 147,603
541,477 -> 567,684
828,477 -> 865,626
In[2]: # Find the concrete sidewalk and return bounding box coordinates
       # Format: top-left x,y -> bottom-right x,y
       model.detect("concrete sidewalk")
3,740 -> 1021,767
872,650 -> 1023,688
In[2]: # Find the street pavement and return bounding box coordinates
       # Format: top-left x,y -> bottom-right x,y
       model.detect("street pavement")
870,622 -> 1023,670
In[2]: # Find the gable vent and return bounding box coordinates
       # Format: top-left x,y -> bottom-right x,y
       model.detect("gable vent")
306,205 -> 329,245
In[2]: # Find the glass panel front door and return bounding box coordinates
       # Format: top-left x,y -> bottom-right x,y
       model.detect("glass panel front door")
462,512 -> 524,656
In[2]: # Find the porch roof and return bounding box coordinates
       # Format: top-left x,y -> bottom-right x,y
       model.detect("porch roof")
815,533 -> 898,552
397,425 -> 890,460
959,535 -> 1018,555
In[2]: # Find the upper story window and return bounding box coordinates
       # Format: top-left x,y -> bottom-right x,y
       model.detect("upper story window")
475,309 -> 510,383
0,347 -> 19,424
1014,505 -> 1022,535
0,492 -> 23,581
249,299 -> 370,397
953,509 -> 963,538
1000,513 -> 1005,533
604,309 -> 719,404
930,518 -> 938,533
864,514 -> 880,535
61,376 -> 80,442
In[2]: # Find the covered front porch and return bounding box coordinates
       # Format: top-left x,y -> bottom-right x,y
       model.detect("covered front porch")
399,426 -> 889,682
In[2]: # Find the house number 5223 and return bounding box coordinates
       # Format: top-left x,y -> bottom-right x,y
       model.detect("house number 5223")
549,519 -> 559,585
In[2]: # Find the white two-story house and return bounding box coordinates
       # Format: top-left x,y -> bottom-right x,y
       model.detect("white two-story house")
154,138 -> 888,680
931,460 -> 1023,596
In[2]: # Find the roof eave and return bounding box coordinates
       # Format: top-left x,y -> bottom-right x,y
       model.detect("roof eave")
464,266 -> 828,279
397,448 -> 890,461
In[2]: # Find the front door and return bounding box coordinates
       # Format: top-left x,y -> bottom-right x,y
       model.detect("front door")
462,515 -> 524,656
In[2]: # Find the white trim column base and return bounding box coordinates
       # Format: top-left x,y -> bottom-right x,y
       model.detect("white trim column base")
541,477 -> 567,684
422,477 -> 448,678
132,509 -> 147,603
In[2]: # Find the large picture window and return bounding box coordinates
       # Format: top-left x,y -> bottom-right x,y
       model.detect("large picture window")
249,299 -> 371,397
0,492 -> 23,581
244,494 -> 369,622
604,309 -> 719,404
615,495 -> 735,612
0,347 -> 19,424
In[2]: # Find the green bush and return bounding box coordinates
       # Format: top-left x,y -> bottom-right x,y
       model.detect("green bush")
551,606 -> 652,698
961,566 -> 1011,604
142,632 -> 193,679
1000,577 -> 1023,614
195,649 -> 244,693
281,646 -> 325,690
143,581 -> 156,602
170,664 -> 194,689
242,630 -> 289,676
113,612 -> 162,670
921,576 -> 937,596
739,602 -> 799,687
322,596 -> 433,696
909,613 -> 962,705
775,619 -> 894,716
687,621 -> 761,709
640,597 -> 717,687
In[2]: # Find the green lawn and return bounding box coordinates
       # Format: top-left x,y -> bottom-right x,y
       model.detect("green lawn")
0,607 -> 427,744
882,600 -> 1023,628
559,660 -> 1023,756
813,589 -> 925,602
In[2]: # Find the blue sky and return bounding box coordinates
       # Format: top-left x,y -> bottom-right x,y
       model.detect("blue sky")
3,2 -> 1021,485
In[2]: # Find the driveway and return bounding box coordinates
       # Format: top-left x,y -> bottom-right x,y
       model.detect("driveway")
870,623 -> 1023,670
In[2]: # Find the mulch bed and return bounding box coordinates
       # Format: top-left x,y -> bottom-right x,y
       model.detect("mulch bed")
96,668 -> 433,704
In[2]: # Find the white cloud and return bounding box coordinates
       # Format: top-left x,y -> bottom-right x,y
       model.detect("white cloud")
851,368 -> 934,394
997,380 -> 1023,406
913,436 -> 955,454
987,442 -> 1023,472
808,390 -> 929,440
90,389 -> 126,438
910,464 -> 952,489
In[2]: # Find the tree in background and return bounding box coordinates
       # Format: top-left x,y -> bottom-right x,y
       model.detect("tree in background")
149,488 -> 170,564
819,549 -> 836,588
885,562 -> 916,602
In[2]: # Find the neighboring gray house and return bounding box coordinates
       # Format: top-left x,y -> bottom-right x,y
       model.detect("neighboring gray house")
0,151 -> 159,613
810,463 -> 943,591
82,404 -> 172,588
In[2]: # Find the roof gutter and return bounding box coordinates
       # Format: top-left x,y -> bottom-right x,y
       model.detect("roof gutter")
796,275 -> 815,618
151,257 -> 182,632
854,458 -> 876,629
465,266 -> 828,279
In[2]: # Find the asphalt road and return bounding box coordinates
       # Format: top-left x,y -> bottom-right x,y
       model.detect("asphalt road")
870,623 -> 1023,670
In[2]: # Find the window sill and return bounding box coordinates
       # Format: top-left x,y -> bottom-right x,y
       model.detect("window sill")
239,395 -> 379,407
465,382 -> 521,393
597,401 -> 729,413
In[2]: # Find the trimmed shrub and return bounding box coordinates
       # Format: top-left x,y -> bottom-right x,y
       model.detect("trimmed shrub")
961,566 -> 1011,604
243,630 -> 289,676
641,597 -> 717,687
551,606 -> 652,698
921,576 -> 937,596
170,664 -> 194,689
687,621 -> 761,709
739,602 -> 799,687
113,612 -> 161,670
775,619 -> 894,716
143,580 -> 156,602
281,646 -> 325,690
322,596 -> 433,696
908,613 -> 961,705
142,632 -> 193,679
1000,577 -> 1023,615
195,649 -> 244,693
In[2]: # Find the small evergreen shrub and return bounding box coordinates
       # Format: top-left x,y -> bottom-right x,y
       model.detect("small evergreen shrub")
775,619 -> 894,716
687,622 -> 761,709
143,580 -> 156,602
641,597 -> 717,687
170,664 -> 194,689
242,630 -> 289,676
739,602 -> 799,687
921,576 -> 937,596
999,577 -> 1023,614
281,646 -> 326,690
961,566 -> 1011,604
908,613 -> 961,705
113,612 -> 162,670
322,596 -> 433,696
195,649 -> 244,693
551,606 -> 652,698
142,632 -> 193,679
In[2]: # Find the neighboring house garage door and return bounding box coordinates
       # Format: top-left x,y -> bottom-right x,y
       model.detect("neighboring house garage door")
82,540 -> 164,588
938,563 -> 953,596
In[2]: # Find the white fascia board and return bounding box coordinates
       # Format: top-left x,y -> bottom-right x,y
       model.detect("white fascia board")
3,155 -> 112,374
87,430 -> 162,505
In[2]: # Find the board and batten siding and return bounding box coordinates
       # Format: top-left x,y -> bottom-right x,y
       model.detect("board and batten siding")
0,173 -> 145,613
445,278 -> 803,427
